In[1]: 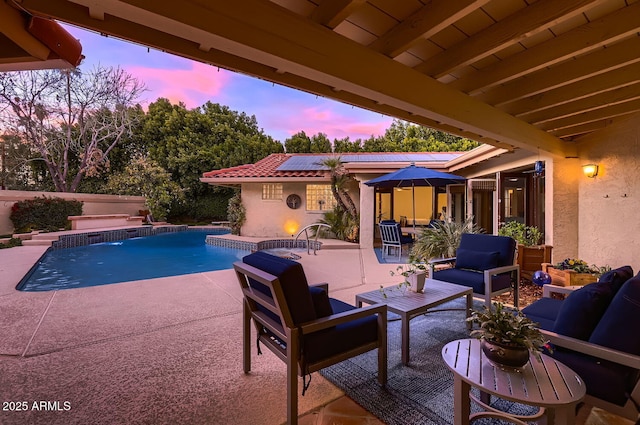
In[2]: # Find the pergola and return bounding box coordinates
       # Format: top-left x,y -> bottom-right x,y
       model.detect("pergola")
4,0 -> 639,159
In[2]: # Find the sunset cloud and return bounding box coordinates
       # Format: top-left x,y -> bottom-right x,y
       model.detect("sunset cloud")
64,24 -> 393,142
127,62 -> 233,108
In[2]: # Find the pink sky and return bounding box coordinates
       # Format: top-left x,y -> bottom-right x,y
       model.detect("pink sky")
64,25 -> 393,143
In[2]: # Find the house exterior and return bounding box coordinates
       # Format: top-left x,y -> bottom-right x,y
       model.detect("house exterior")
203,124 -> 640,275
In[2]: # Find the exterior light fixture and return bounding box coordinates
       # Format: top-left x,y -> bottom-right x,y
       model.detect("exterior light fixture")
582,164 -> 599,178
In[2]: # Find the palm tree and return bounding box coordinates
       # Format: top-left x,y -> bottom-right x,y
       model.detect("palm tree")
320,156 -> 358,220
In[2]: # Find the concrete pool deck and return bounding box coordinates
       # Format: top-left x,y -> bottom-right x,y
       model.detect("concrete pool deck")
0,230 -> 398,424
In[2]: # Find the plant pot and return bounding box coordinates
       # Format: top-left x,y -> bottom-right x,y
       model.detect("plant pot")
407,272 -> 426,293
481,340 -> 530,370
542,263 -> 598,287
517,244 -> 552,281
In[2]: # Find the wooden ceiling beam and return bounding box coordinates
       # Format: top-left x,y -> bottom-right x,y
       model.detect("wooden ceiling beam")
551,115 -> 635,139
450,1 -> 640,94
503,62 -> 640,116
414,0 -> 602,78
523,83 -> 640,125
479,36 -> 640,107
368,0 -> 490,58
311,0 -> 366,29
538,98 -> 640,132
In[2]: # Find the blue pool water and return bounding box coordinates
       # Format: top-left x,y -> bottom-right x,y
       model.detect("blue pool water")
18,231 -> 249,292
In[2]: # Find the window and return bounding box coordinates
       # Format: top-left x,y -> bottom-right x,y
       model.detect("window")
262,183 -> 283,200
306,185 -> 336,211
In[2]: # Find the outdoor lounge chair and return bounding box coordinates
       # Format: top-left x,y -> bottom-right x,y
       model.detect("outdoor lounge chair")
379,221 -> 413,259
522,266 -> 640,424
429,233 -> 520,308
234,251 -> 387,425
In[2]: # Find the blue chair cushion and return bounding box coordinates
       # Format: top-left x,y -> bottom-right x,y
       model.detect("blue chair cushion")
303,298 -> 379,364
243,252 -> 316,325
552,269 -> 631,340
455,249 -> 499,271
432,268 -> 511,295
589,273 -> 640,355
552,349 -> 634,407
309,286 -> 333,318
458,233 -> 516,267
521,297 -> 564,331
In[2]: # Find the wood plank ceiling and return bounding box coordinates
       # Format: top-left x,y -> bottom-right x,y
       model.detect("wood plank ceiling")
12,0 -> 640,158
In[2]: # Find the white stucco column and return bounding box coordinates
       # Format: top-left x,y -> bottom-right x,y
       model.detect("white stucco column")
356,175 -> 376,249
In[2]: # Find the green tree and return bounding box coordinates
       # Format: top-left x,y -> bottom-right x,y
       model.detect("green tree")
0,66 -> 145,192
333,137 -> 362,152
102,157 -> 184,220
284,131 -> 312,153
141,99 -> 282,220
310,133 -> 332,153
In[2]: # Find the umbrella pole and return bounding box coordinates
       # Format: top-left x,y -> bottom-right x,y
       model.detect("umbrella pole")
412,182 -> 416,234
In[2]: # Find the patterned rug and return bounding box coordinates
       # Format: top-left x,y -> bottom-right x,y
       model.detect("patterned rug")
320,299 -> 538,424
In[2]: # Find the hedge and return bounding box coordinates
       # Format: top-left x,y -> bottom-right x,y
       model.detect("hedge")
10,196 -> 83,233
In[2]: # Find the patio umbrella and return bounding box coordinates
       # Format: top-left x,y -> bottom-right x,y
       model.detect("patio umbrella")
365,163 -> 465,232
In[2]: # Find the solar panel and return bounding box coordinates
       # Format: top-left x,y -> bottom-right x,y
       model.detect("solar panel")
275,153 -> 464,171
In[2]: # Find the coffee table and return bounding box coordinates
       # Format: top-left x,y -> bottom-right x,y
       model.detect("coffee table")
356,279 -> 472,365
442,338 -> 586,425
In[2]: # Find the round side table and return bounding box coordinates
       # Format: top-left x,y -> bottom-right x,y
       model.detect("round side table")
442,339 -> 586,425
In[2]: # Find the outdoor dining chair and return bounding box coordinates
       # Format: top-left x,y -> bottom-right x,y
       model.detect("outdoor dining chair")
234,251 -> 387,425
378,221 -> 413,259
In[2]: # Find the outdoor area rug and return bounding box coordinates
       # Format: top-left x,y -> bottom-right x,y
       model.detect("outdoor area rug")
319,298 -> 538,425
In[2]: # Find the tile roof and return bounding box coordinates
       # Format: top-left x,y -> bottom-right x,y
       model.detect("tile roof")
202,152 -> 465,180
202,154 -> 326,179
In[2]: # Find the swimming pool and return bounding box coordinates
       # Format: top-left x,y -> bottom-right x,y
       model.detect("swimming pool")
18,230 -> 250,292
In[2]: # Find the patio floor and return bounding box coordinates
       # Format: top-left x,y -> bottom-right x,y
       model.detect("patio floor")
0,230 -> 632,424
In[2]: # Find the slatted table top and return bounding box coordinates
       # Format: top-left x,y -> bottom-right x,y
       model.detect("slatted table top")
356,279 -> 472,315
442,339 -> 586,408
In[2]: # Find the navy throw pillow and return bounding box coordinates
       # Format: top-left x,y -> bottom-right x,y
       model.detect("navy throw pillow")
589,273 -> 640,355
243,252 -> 316,325
309,286 -> 333,318
597,265 -> 633,292
552,275 -> 624,340
455,249 -> 499,271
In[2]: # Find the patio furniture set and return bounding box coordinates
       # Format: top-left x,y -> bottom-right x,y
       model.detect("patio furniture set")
233,234 -> 640,425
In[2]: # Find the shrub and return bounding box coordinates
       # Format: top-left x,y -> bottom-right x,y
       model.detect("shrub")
10,197 -> 83,233
498,221 -> 541,246
226,191 -> 245,235
0,238 -> 23,249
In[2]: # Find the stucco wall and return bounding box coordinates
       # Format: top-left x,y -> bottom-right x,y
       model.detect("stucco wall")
548,158 -> 580,263
576,114 -> 640,270
240,181 -> 360,238
0,190 -> 147,235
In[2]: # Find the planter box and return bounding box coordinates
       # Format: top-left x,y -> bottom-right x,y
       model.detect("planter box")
517,244 -> 553,280
542,263 -> 598,287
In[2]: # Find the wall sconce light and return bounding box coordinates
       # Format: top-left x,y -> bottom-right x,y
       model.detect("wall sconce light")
582,164 -> 599,178
284,220 -> 299,237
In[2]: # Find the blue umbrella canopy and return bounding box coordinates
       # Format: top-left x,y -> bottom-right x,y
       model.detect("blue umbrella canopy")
364,164 -> 465,188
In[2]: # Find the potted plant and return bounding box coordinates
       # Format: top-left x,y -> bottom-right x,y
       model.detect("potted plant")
542,258 -> 610,287
498,221 -> 552,281
466,302 -> 550,369
389,256 -> 428,293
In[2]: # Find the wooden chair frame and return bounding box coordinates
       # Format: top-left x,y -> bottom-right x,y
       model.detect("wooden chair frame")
234,261 -> 387,425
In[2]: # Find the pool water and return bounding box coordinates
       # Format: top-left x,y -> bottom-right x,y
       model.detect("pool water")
18,231 -> 249,292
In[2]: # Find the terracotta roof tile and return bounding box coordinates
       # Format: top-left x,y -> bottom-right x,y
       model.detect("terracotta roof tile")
202,154 -> 326,179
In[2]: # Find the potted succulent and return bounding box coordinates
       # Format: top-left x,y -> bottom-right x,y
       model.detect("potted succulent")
466,302 -> 550,369
542,258 -> 610,287
498,221 -> 552,281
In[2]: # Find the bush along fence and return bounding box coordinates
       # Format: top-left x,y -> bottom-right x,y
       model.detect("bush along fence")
10,196 -> 83,233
